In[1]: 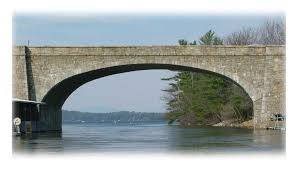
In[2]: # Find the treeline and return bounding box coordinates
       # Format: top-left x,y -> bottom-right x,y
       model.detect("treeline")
163,20 -> 285,127
62,110 -> 166,123
178,20 -> 285,46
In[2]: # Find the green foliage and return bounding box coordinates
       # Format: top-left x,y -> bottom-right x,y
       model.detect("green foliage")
62,110 -> 166,123
166,30 -> 252,126
162,71 -> 252,126
199,30 -> 224,45
178,39 -> 197,45
178,39 -> 188,45
177,30 -> 223,46
189,40 -> 197,45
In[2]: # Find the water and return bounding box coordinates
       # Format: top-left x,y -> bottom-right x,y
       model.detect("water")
13,122 -> 285,154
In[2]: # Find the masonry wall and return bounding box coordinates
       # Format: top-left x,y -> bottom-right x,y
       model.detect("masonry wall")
12,46 -> 29,100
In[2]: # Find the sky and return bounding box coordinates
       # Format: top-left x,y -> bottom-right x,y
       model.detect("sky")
13,13 -> 284,113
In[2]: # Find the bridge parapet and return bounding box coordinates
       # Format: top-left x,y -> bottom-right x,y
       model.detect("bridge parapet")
13,45 -> 285,56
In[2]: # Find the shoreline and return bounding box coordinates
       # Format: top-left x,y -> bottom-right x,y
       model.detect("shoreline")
212,119 -> 254,129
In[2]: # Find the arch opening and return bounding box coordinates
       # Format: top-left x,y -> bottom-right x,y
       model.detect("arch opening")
40,64 -> 254,131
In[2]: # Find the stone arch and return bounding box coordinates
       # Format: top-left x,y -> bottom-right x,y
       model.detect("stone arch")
39,63 -> 255,132
13,46 -> 285,131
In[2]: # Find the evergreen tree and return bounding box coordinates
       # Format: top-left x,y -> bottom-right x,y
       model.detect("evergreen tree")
199,30 -> 224,45
178,39 -> 188,45
162,30 -> 252,126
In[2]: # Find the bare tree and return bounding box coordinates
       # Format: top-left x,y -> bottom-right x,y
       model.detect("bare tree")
225,27 -> 258,45
258,20 -> 286,45
225,20 -> 285,45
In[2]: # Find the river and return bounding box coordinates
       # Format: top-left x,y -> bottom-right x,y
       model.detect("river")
13,122 -> 285,154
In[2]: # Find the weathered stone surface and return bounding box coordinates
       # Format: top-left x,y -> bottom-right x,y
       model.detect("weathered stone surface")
12,45 -> 286,131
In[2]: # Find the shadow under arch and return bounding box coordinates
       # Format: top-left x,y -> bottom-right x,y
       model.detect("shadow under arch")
40,64 -> 254,131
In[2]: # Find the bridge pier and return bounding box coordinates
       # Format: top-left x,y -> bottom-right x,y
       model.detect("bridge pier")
39,105 -> 62,132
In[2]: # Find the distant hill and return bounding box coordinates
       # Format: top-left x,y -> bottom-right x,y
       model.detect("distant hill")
64,105 -> 119,113
62,110 -> 166,123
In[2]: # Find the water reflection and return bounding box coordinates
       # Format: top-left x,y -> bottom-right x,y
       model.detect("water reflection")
13,123 -> 285,154
252,129 -> 286,152
13,132 -> 63,153
167,126 -> 285,153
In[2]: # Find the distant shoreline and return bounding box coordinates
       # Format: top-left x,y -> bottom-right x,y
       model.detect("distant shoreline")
62,110 -> 166,123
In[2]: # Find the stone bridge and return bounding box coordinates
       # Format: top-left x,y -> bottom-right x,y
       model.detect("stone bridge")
12,45 -> 285,131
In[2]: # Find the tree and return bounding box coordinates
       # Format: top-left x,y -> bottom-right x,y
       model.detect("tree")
258,20 -> 285,45
225,27 -> 257,45
166,31 -> 226,125
199,30 -> 223,45
225,20 -> 285,45
163,30 -> 253,126
178,39 -> 197,45
178,39 -> 188,45
189,40 -> 197,45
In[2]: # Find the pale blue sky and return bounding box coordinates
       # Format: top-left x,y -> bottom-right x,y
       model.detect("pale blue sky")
13,14 -> 284,113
